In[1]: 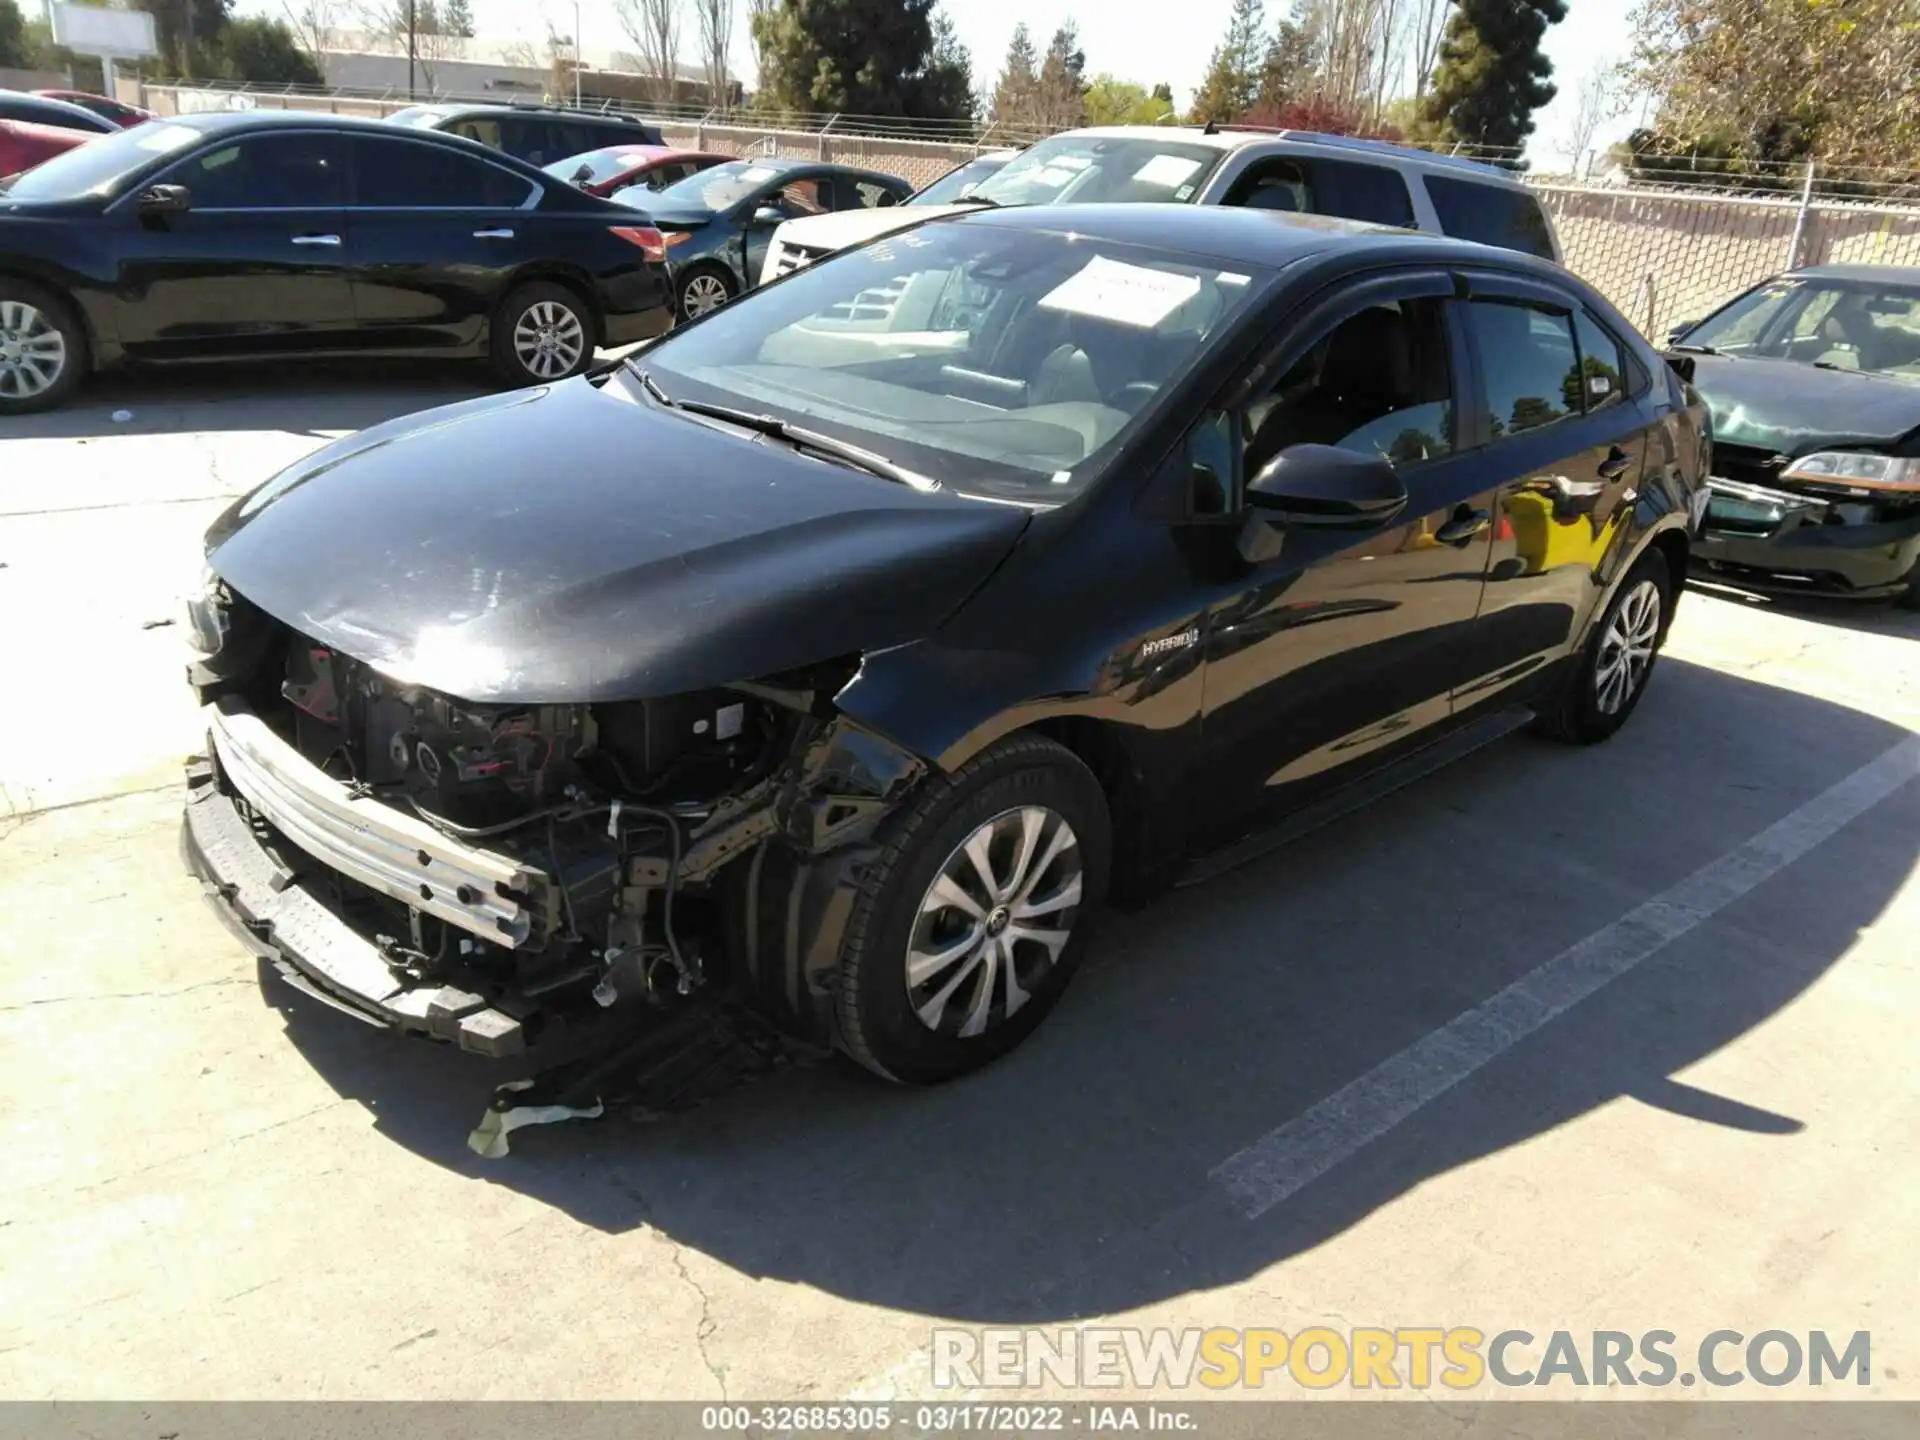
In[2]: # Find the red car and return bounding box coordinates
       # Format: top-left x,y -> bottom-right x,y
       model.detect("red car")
542,144 -> 727,199
0,118 -> 93,178
33,90 -> 154,128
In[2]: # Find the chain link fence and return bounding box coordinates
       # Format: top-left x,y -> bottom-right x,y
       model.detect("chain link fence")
133,81 -> 1920,341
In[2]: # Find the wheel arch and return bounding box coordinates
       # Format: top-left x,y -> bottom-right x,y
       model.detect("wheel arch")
498,265 -> 602,345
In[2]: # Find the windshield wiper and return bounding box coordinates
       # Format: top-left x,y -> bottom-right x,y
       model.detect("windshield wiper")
1667,342 -> 1719,355
629,369 -> 937,491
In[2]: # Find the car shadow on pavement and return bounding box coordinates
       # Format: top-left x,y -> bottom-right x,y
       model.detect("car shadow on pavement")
6,360 -> 496,440
267,657 -> 1916,1324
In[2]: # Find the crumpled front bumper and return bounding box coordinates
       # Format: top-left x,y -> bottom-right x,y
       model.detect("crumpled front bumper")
182,703 -> 549,1057
1694,476 -> 1920,598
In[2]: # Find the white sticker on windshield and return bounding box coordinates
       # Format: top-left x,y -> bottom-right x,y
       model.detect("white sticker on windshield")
1134,154 -> 1203,188
742,166 -> 780,181
1047,153 -> 1093,171
1174,184 -> 1196,201
1218,272 -> 1251,286
1039,255 -> 1203,329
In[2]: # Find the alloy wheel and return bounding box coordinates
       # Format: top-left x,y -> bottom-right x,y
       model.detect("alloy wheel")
681,273 -> 732,318
0,300 -> 67,401
906,806 -> 1083,1039
511,300 -> 586,380
1594,578 -> 1661,715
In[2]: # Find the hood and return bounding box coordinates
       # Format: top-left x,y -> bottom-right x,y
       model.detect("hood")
774,202 -> 978,252
204,378 -> 1029,704
1689,353 -> 1920,455
643,205 -> 717,228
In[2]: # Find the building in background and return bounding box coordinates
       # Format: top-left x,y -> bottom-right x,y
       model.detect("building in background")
309,29 -> 738,109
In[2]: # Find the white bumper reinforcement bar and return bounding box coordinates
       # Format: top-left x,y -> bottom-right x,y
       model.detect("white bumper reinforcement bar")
207,697 -> 549,947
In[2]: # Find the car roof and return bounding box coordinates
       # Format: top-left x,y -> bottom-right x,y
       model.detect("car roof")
1790,264 -> 1920,287
414,103 -> 655,124
1038,124 -> 1521,182
946,201 -> 1543,270
0,88 -> 116,128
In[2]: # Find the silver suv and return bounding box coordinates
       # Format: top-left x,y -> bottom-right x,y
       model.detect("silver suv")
761,124 -> 1561,284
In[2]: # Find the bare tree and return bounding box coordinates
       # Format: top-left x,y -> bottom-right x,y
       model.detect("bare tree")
693,0 -> 734,111
282,0 -> 339,65
1408,0 -> 1449,99
616,0 -> 683,106
1558,61 -> 1616,172
358,1 -> 461,92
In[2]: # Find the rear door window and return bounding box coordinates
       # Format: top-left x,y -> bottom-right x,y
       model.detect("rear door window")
1464,300 -> 1581,435
1227,155 -> 1416,227
351,135 -> 534,208
447,118 -> 503,150
1424,175 -> 1555,258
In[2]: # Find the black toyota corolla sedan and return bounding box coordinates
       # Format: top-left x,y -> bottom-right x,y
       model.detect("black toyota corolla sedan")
181,205 -> 1707,1085
0,111 -> 675,413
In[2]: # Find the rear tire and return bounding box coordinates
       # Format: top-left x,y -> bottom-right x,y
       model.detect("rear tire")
491,281 -> 596,388
1536,551 -> 1673,744
0,280 -> 86,415
835,735 -> 1111,1085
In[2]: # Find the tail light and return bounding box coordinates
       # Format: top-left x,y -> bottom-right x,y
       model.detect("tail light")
609,225 -> 667,262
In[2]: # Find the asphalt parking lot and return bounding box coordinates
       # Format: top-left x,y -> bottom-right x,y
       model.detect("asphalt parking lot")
2,365 -> 1917,1403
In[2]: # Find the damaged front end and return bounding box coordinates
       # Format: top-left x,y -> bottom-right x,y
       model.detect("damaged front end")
1695,445 -> 1920,600
181,579 -> 926,1059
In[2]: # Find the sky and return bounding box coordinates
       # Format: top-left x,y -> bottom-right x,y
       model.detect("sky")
233,0 -> 1641,167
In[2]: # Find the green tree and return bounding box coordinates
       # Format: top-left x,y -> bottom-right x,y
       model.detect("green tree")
1083,75 -> 1175,127
211,15 -> 323,84
441,0 -> 476,38
0,0 -> 30,69
988,23 -> 1038,127
1032,22 -> 1087,131
909,8 -> 974,122
1248,13 -> 1314,118
1188,0 -> 1265,125
131,0 -> 236,76
1418,0 -> 1567,154
752,0 -> 957,117
1626,0 -> 1918,179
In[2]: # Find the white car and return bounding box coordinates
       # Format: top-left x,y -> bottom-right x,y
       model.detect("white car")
760,125 -> 1562,285
760,150 -> 1018,285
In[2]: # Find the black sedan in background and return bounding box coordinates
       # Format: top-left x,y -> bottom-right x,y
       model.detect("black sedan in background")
611,156 -> 912,318
0,112 -> 676,412
182,206 -> 1706,1081
1668,265 -> 1920,606
386,103 -> 663,167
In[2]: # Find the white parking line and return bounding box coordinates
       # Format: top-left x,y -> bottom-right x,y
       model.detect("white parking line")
1210,731 -> 1920,1221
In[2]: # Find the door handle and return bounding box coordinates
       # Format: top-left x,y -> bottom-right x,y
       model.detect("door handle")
1597,448 -> 1633,480
1435,507 -> 1490,546
473,227 -> 515,239
290,233 -> 341,246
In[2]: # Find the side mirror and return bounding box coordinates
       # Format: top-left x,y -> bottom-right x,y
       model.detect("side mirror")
1246,444 -> 1409,529
139,183 -> 192,214
571,165 -> 593,186
750,204 -> 785,228
1665,319 -> 1698,346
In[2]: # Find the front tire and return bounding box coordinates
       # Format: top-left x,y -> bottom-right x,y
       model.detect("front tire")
1537,551 -> 1673,744
491,281 -> 595,387
676,265 -> 738,321
835,735 -> 1112,1085
0,281 -> 85,415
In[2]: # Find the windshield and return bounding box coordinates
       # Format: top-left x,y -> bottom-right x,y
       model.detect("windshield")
546,147 -> 652,185
913,155 -> 1012,206
0,121 -> 198,200
650,159 -> 791,211
969,135 -> 1225,208
1684,277 -> 1920,381
386,107 -> 444,128
633,221 -> 1269,501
